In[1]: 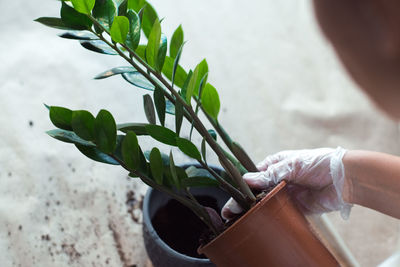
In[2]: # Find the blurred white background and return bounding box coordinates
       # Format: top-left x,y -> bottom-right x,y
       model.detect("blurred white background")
0,0 -> 399,266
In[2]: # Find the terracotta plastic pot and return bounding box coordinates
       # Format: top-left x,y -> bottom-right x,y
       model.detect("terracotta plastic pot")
198,181 -> 339,267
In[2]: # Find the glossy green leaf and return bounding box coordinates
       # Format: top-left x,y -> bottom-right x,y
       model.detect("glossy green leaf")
47,129 -> 95,147
144,150 -> 170,166
140,2 -> 158,39
162,56 -> 187,89
185,166 -> 214,178
153,86 -> 166,126
208,129 -> 217,141
71,0 -> 95,14
92,0 -> 116,31
170,25 -> 183,59
34,17 -> 75,30
181,70 -> 192,101
194,59 -> 208,97
75,144 -> 119,165
201,83 -> 220,119
143,94 -> 156,124
156,34 -> 167,72
71,110 -> 95,141
127,0 -> 145,11
150,148 -> 164,184
122,131 -> 140,170
175,99 -> 183,136
49,106 -> 73,131
117,123 -> 148,135
146,19 -> 161,69
145,125 -> 177,146
176,137 -> 201,160
185,63 -> 201,103
126,10 -> 141,50
59,31 -> 98,40
169,151 -> 180,188
61,1 -> 92,30
94,66 -> 135,79
94,109 -> 117,154
172,43 -> 185,87
201,138 -> 206,162
135,44 -> 146,60
122,72 -> 155,90
118,0 -> 128,16
110,16 -> 129,43
181,176 -> 219,188
80,40 -> 118,55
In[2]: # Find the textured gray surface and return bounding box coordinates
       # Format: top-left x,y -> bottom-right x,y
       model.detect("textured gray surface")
1,0 -> 399,266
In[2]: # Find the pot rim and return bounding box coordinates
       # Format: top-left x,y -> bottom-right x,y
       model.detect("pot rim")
143,186 -> 212,263
197,180 -> 287,254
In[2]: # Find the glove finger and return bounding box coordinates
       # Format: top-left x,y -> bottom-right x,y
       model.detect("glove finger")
256,150 -> 294,171
221,198 -> 243,221
243,172 -> 274,190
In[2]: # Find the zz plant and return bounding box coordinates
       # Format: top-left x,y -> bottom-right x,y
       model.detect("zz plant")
37,0 -> 258,235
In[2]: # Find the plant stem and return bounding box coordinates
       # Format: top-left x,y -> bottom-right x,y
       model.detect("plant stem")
109,154 -> 219,235
87,15 -> 256,206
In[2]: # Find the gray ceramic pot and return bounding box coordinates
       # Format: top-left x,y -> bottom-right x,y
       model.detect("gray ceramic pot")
142,165 -> 230,267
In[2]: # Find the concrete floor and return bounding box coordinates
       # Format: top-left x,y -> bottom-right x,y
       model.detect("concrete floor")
1,0 -> 400,266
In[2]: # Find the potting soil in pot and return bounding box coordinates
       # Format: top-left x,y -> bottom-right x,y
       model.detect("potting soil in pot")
151,196 -> 220,258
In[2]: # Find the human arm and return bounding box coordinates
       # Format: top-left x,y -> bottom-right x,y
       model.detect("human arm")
222,148 -> 400,220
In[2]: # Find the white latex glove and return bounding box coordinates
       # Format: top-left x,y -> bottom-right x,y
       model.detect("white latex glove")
221,147 -> 352,220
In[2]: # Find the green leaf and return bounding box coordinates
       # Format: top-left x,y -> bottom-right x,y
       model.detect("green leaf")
92,0 -> 116,31
156,34 -> 167,72
122,72 -> 155,90
34,17 -> 75,30
94,66 -> 135,79
71,110 -> 95,141
170,25 -> 183,59
59,31 -> 98,40
122,131 -> 140,170
80,40 -> 118,55
162,56 -> 187,89
153,86 -> 166,126
49,106 -> 73,131
145,125 -> 177,146
144,150 -> 170,166
201,83 -> 220,119
127,0 -> 145,11
135,44 -> 146,60
118,0 -> 128,16
181,70 -> 193,102
47,129 -> 95,147
181,176 -> 219,188
169,151 -> 180,188
185,166 -> 214,178
175,98 -> 183,136
140,2 -> 158,39
71,0 -> 95,14
150,148 -> 164,184
208,129 -> 217,141
61,1 -> 92,30
176,137 -> 201,160
143,94 -> 156,124
201,138 -> 206,162
75,144 -> 119,165
172,43 -> 185,87
110,16 -> 130,43
94,109 -> 117,154
146,18 -> 161,69
194,59 -> 208,97
185,61 -> 204,103
126,10 -> 141,50
118,123 -> 148,135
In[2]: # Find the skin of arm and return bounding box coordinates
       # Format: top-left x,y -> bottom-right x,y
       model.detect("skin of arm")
343,150 -> 400,219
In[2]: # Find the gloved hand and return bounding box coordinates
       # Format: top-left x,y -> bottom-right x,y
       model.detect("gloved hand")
221,147 -> 352,220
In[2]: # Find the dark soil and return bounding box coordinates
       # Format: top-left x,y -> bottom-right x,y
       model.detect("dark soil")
151,195 -> 219,258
